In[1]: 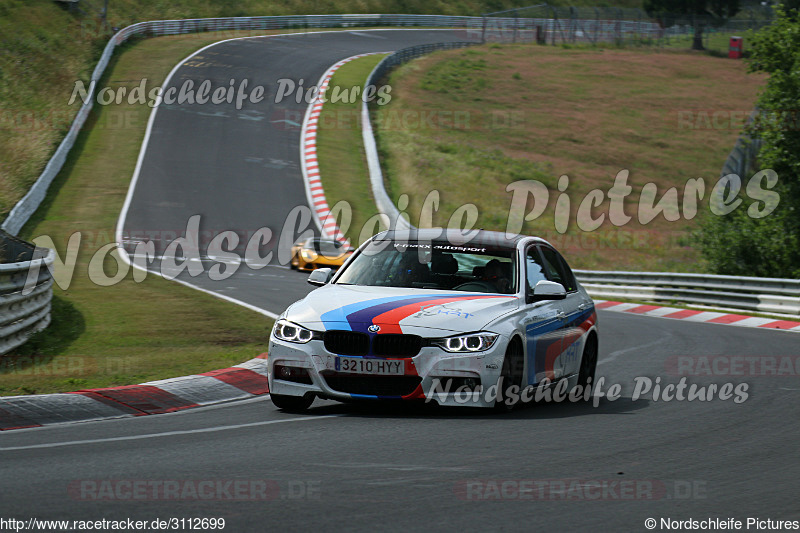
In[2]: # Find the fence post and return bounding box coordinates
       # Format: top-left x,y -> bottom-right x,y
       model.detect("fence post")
593,7 -> 600,43
513,11 -> 518,44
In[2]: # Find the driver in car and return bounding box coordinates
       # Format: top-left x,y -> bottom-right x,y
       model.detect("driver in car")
482,259 -> 511,294
391,252 -> 431,287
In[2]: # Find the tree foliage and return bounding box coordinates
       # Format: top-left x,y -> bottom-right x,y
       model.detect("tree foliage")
644,0 -> 740,49
698,6 -> 800,278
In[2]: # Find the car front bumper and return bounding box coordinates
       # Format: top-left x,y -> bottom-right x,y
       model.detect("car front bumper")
267,336 -> 509,408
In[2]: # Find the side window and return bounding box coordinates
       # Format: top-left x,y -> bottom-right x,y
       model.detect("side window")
525,247 -> 548,292
555,252 -> 577,293
540,246 -> 576,292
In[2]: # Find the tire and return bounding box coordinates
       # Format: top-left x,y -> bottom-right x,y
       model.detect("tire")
270,393 -> 314,412
577,334 -> 598,398
495,338 -> 524,411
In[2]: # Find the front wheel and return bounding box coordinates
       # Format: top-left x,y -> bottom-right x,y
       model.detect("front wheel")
270,393 -> 314,412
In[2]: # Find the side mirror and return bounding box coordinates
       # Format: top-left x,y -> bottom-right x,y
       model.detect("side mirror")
307,267 -> 333,286
528,280 -> 566,303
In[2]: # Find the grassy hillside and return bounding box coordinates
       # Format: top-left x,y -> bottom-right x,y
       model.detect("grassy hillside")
311,44 -> 764,272
370,45 -> 764,272
0,1 -> 96,221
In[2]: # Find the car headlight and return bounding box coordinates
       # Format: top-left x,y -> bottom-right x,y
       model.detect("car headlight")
432,332 -> 499,353
272,319 -> 314,343
301,249 -> 317,261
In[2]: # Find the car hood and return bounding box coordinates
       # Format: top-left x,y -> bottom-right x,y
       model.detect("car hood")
285,284 -> 520,335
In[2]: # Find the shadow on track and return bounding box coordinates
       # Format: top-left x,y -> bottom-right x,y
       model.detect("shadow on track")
276,395 -> 650,420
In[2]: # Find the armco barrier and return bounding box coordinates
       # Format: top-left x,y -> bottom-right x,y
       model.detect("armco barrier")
574,270 -> 800,316
362,41 -> 479,231
0,231 -> 55,355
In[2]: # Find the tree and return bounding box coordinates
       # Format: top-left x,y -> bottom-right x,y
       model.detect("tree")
780,0 -> 800,20
644,0 -> 741,50
698,6 -> 800,278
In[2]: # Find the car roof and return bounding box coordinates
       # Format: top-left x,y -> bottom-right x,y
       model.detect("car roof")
373,229 -> 549,250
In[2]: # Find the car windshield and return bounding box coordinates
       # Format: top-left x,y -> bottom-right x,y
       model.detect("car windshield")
309,239 -> 348,256
335,240 -> 517,294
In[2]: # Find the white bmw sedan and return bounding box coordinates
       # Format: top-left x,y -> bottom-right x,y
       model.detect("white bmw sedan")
268,229 -> 598,411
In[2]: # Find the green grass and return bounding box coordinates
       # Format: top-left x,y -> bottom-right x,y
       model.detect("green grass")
0,31 -> 305,396
315,54 -> 390,245
0,1 -> 97,221
317,43 -> 764,273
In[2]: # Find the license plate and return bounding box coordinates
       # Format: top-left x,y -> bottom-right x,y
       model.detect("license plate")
335,357 -> 405,375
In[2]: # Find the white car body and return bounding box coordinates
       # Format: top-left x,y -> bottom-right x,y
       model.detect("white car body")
268,230 -> 598,409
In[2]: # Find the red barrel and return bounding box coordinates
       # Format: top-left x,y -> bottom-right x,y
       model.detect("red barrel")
729,36 -> 743,59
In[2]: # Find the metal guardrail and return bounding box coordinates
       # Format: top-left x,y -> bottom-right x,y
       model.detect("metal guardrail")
575,270 -> 800,316
362,41 -> 479,231
0,231 -> 55,355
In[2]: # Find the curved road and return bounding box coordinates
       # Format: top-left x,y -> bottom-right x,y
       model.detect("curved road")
119,29 -> 478,313
3,30 -> 799,532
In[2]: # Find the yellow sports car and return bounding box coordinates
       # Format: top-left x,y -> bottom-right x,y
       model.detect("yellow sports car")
290,238 -> 353,272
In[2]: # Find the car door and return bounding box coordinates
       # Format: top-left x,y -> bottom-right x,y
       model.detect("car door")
522,245 -> 567,386
539,245 -> 585,379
